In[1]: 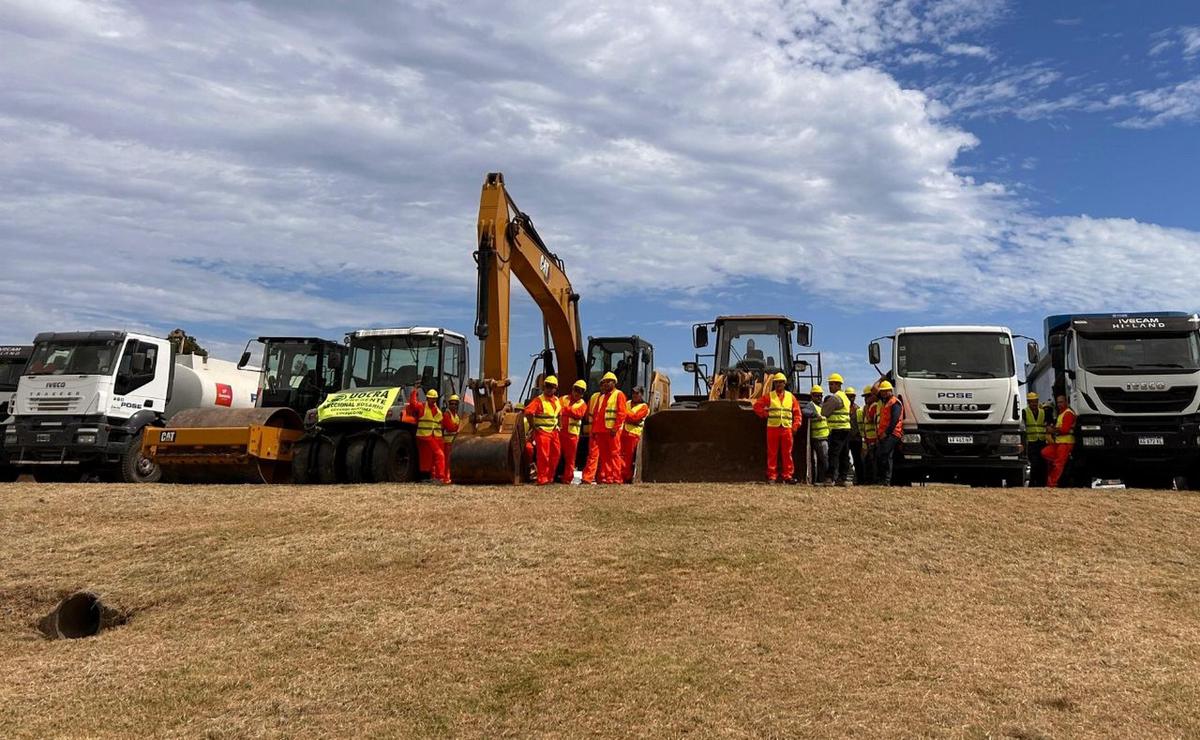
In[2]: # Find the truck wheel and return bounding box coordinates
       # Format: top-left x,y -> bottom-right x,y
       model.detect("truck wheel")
120,429 -> 162,483
0,467 -> 19,483
315,433 -> 346,484
344,434 -> 377,484
371,429 -> 418,483
290,439 -> 316,485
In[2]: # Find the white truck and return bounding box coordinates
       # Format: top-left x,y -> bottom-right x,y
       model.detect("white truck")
0,345 -> 34,481
869,325 -> 1037,487
1026,312 -> 1200,488
4,331 -> 259,482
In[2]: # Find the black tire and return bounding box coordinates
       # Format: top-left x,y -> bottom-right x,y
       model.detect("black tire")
370,429 -> 418,483
344,434 -> 377,484
315,433 -> 346,484
120,429 -> 162,483
0,466 -> 19,483
291,439 -> 316,485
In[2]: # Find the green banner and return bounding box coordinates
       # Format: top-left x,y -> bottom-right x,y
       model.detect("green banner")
316,387 -> 402,423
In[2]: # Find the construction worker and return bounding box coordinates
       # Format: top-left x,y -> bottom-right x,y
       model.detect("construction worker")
438,394 -> 461,484
753,372 -> 801,484
804,385 -> 830,485
875,381 -> 904,486
559,380 -> 589,484
859,385 -> 878,484
406,384 -> 448,484
588,371 -> 627,484
523,376 -> 563,486
621,386 -> 650,482
822,372 -> 853,486
846,386 -> 863,484
1023,391 -> 1048,487
1041,394 -> 1076,488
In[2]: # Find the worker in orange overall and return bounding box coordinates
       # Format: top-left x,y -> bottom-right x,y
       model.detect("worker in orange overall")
437,394 -> 460,484
1041,394 -> 1076,488
523,375 -> 562,485
559,379 -> 589,484
621,386 -> 650,483
406,385 -> 448,484
753,372 -> 801,484
587,371 -> 627,484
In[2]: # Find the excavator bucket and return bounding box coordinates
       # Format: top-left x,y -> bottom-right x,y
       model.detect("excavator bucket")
448,411 -> 529,485
638,401 -> 811,483
145,407 -> 305,484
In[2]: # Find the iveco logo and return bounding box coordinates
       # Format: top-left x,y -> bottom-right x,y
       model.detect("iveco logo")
45,382 -> 66,388
1125,382 -> 1167,392
938,403 -> 980,412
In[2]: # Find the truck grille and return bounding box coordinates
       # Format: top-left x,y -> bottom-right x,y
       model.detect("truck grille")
1094,386 -> 1196,414
30,398 -> 80,413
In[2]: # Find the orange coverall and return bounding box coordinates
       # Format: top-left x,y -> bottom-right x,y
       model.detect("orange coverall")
559,397 -> 588,484
754,389 -> 802,482
621,402 -> 650,483
406,390 -> 448,483
523,394 -> 562,485
585,390 -> 627,484
1041,407 -> 1076,488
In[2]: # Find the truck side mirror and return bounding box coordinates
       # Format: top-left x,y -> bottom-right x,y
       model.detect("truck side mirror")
1026,342 -> 1039,364
683,361 -> 698,373
796,324 -> 812,348
792,359 -> 809,373
868,342 -> 881,366
693,325 -> 709,348
238,351 -> 252,368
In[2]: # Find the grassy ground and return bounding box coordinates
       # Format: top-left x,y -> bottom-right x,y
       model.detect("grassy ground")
2,482 -> 1199,738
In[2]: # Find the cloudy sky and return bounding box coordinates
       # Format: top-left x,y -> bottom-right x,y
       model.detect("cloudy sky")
3,0 -> 1199,391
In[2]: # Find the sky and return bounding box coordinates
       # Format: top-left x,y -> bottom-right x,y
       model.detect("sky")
3,0 -> 1200,394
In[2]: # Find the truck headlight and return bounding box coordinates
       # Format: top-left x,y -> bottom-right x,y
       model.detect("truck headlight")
1000,434 -> 1021,446
76,433 -> 97,445
4,429 -> 15,444
1081,424 -> 1101,432
1082,437 -> 1104,447
902,433 -> 921,444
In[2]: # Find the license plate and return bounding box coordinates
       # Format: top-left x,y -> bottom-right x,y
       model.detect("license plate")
36,433 -> 50,443
947,435 -> 973,445
1138,436 -> 1165,446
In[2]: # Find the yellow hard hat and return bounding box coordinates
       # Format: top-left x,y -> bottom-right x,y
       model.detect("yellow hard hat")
1026,391 -> 1039,401
425,389 -> 439,399
771,372 -> 787,383
544,375 -> 558,386
601,371 -> 617,383
811,384 -> 823,394
448,394 -> 459,402
863,385 -> 875,395
573,379 -> 587,390
845,386 -> 856,395
828,372 -> 844,383
876,380 -> 893,392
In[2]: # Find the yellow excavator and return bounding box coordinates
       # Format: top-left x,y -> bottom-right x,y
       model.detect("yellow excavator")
639,315 -> 822,482
450,172 -> 669,484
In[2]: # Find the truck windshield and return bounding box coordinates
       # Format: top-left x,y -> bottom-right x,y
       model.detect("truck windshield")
26,339 -> 121,376
588,340 -> 639,394
1077,332 -> 1200,373
897,332 -> 1014,379
263,342 -> 330,392
346,335 -> 440,389
716,320 -> 787,373
0,358 -> 27,390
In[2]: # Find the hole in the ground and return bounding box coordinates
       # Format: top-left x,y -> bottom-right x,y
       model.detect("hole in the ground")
38,591 -> 127,640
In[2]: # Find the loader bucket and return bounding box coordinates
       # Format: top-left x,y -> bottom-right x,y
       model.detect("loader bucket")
448,411 -> 528,485
147,407 -> 305,484
639,400 -> 810,483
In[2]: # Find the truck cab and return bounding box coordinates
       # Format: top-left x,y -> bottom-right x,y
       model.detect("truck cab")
870,326 -> 1032,486
1027,313 -> 1200,485
0,345 -> 33,481
6,331 -> 173,481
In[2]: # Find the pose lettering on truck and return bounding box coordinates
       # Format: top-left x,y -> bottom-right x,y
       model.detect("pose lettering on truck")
869,326 -> 1037,487
1026,312 -> 1200,488
8,331 -> 259,482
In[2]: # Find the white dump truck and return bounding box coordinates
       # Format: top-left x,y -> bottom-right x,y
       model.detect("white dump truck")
869,325 -> 1037,487
0,345 -> 34,481
4,330 -> 259,482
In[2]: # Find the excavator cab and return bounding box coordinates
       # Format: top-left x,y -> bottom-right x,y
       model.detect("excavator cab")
640,315 -> 821,482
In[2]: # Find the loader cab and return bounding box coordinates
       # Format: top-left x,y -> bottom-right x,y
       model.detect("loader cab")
684,315 -> 816,397
243,337 -> 347,414
343,328 -> 468,399
585,336 -> 654,398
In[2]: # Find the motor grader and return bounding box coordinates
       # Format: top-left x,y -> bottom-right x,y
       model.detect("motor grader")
639,315 -> 822,483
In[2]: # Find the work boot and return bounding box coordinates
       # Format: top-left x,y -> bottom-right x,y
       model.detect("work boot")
783,478 -> 797,485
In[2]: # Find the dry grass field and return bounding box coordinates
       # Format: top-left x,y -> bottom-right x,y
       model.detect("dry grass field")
2,482 -> 1199,738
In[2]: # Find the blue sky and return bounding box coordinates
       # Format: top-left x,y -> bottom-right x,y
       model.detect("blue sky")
3,0 -> 1200,396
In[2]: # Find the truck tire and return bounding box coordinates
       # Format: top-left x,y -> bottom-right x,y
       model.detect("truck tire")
0,467 -> 19,483
315,433 -> 346,484
290,439 -> 316,485
120,429 -> 162,483
343,433 -> 377,484
370,429 -> 418,483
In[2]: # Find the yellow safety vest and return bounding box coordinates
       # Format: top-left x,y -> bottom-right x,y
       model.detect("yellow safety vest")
1023,406 -> 1046,443
827,390 -> 851,431
810,405 -> 829,440
767,391 -> 796,428
589,392 -> 622,431
530,395 -> 561,433
624,402 -> 648,437
564,399 -> 586,437
1054,409 -> 1076,444
863,404 -> 878,442
416,403 -> 443,438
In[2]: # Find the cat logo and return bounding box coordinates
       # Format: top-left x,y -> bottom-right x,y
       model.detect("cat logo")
160,430 -> 176,443
539,254 -> 551,281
